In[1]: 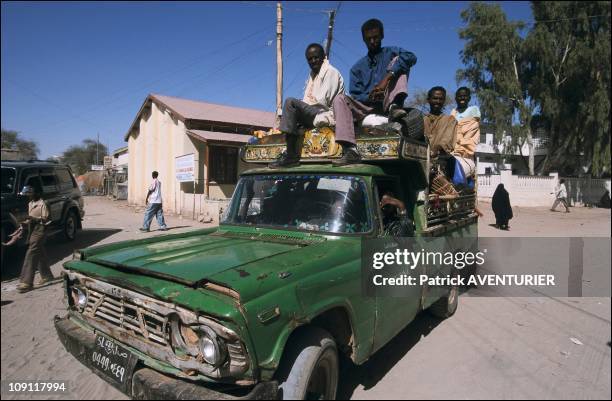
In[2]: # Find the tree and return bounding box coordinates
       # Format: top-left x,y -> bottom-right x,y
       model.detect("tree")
406,88 -> 455,114
525,1 -> 610,176
62,139 -> 108,175
457,3 -> 537,174
1,129 -> 39,160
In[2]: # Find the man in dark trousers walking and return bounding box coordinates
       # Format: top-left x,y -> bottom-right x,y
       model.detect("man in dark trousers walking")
14,185 -> 55,293
140,171 -> 168,232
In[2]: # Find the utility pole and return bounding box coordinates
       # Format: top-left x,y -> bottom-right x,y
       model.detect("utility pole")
96,132 -> 100,165
325,10 -> 336,58
325,2 -> 341,58
275,2 -> 283,128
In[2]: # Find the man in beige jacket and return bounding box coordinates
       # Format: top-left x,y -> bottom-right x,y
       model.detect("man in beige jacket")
270,43 -> 345,168
15,185 -> 55,293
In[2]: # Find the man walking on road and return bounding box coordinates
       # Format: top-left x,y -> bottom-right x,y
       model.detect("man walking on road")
551,178 -> 570,213
140,171 -> 168,232
12,185 -> 56,293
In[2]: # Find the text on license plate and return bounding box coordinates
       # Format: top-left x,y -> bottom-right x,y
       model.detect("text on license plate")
92,335 -> 133,384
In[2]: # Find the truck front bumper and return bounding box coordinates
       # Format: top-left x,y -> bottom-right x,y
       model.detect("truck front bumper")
54,314 -> 277,400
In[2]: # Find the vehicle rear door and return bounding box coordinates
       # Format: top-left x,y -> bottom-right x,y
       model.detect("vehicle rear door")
39,168 -> 63,223
54,167 -> 79,216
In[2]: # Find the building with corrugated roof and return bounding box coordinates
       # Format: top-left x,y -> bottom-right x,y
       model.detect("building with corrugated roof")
124,94 -> 274,222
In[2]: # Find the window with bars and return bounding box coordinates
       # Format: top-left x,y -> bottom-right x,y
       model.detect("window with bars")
209,146 -> 238,184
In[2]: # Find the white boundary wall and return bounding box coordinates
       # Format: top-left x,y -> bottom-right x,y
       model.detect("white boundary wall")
478,171 -> 610,207
180,193 -> 232,225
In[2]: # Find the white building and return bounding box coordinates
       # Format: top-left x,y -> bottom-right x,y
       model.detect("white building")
112,146 -> 129,172
476,132 -> 548,175
124,94 -> 274,222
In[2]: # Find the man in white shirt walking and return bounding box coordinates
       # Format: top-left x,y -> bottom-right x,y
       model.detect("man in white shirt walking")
140,171 -> 168,232
551,178 -> 570,213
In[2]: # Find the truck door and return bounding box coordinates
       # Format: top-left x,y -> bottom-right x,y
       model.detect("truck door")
371,178 -> 424,353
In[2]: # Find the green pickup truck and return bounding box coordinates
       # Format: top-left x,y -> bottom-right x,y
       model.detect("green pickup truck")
55,131 -> 477,400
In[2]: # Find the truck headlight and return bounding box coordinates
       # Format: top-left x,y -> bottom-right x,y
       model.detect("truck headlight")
198,327 -> 226,366
170,317 -> 227,367
71,287 -> 88,311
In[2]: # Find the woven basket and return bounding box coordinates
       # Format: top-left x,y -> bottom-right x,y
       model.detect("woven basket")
431,173 -> 459,197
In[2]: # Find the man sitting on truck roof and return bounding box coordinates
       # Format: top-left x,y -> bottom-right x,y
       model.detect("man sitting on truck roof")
350,18 -> 416,114
329,18 -> 418,165
270,43 -> 345,168
451,87 -> 481,158
423,86 -> 457,157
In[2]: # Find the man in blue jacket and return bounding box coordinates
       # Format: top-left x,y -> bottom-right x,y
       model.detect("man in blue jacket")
350,18 -> 416,113
332,18 -> 417,165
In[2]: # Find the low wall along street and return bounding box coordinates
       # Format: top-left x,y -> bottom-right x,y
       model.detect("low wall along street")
180,192 -> 231,224
477,171 -> 611,207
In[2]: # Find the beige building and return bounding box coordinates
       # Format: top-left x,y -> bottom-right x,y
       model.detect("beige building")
125,94 -> 274,222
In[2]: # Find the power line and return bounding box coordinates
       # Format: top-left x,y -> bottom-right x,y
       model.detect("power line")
239,1 -> 332,14
332,37 -> 361,59
174,39 -> 274,97
76,28 -> 271,118
4,78 -> 99,129
284,63 -> 309,96
81,39 -> 274,132
281,21 -> 333,98
328,43 -> 353,72
20,27 -> 272,134
335,14 -> 610,33
10,8 -> 336,136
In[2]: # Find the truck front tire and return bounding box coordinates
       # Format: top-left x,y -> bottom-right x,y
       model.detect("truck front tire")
277,327 -> 339,400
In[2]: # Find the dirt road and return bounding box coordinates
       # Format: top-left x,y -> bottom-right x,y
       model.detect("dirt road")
1,197 -> 610,400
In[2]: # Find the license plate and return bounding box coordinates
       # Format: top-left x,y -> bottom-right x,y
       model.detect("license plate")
92,334 -> 137,391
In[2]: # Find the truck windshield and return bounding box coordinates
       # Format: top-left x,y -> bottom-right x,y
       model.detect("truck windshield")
1,168 -> 16,194
223,174 -> 372,234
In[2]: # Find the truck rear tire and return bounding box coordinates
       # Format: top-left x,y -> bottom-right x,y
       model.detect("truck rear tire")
429,283 -> 459,319
277,327 -> 338,400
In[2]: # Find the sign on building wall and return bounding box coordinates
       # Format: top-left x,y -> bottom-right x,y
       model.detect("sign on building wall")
91,165 -> 104,171
175,153 -> 195,182
103,156 -> 113,169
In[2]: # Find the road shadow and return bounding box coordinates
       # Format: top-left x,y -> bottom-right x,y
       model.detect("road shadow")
1,300 -> 14,307
158,226 -> 192,231
337,312 -> 443,399
1,228 -> 121,281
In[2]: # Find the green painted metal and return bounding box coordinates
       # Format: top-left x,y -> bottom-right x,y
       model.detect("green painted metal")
62,162 -> 477,385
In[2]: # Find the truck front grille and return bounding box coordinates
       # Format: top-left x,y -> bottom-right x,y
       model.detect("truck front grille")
83,288 -> 169,346
66,273 -> 250,377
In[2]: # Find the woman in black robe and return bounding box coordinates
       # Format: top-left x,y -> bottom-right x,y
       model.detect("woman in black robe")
492,184 -> 513,230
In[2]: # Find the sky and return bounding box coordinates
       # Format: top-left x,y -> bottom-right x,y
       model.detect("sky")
1,1 -> 533,160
